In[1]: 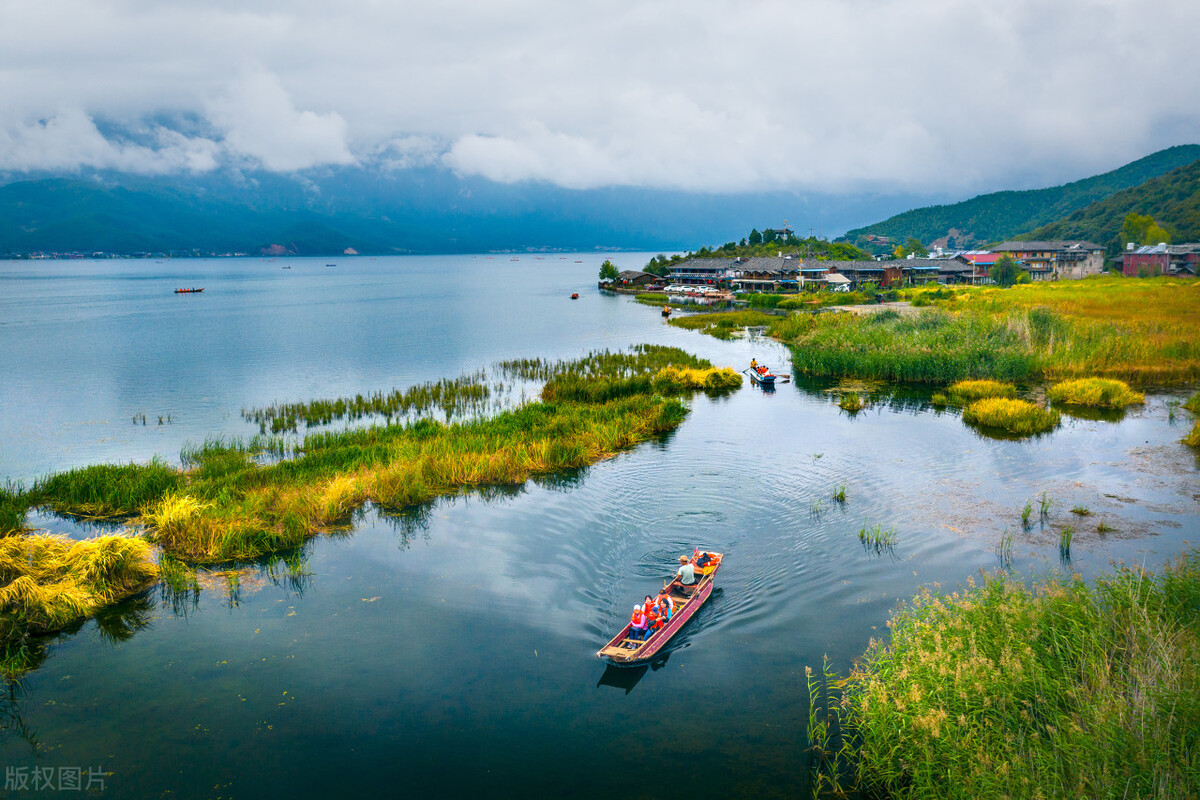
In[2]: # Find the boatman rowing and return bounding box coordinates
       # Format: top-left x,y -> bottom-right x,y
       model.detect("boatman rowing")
676,555 -> 698,594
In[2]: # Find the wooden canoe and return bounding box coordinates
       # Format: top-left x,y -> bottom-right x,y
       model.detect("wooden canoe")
596,552 -> 723,666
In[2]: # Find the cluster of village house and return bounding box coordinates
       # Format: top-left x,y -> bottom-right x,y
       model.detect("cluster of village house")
610,240 -> 1200,293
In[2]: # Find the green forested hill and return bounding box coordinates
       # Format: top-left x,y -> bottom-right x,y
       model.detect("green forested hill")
839,145 -> 1200,250
1021,160 -> 1200,253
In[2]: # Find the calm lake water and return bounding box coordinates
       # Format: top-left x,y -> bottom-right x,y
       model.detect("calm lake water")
1,256 -> 1197,799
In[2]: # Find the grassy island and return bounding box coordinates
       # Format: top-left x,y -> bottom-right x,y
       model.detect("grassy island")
0,345 -> 737,672
682,277 -> 1200,386
812,552 -> 1200,799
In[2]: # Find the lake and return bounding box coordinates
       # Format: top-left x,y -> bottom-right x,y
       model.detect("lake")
1,256 -> 1196,798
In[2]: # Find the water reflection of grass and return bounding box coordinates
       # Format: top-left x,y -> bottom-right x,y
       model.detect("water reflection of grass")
813,551 -> 1200,798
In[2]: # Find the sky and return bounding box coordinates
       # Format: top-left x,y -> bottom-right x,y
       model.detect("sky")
1,0 -> 1198,196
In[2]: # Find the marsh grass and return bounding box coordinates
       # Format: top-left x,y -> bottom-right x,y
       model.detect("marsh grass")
243,372 -> 493,433
650,366 -> 742,395
771,278 -> 1200,385
1059,526 -> 1075,559
1097,519 -> 1115,534
1021,500 -> 1033,530
31,346 -> 713,565
858,522 -> 896,552
945,379 -> 1016,403
29,460 -> 182,519
1185,421 -> 1200,447
1040,491 -> 1053,518
996,528 -> 1015,566
1048,378 -> 1146,408
834,552 -> 1200,799
0,532 -> 158,676
1185,392 -> 1200,415
1,484 -> 27,535
832,483 -> 847,504
1070,506 -> 1092,516
838,394 -> 865,413
962,398 -> 1061,436
667,309 -> 781,339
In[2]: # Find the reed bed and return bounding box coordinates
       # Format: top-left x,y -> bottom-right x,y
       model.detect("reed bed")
23,347 -> 714,564
1185,392 -> 1200,415
243,371 -> 492,433
1185,421 -> 1200,447
831,551 -> 1200,799
650,366 -> 742,395
29,460 -> 183,519
1047,377 -> 1145,408
962,398 -> 1061,436
0,532 -> 158,676
667,310 -> 780,339
945,379 -> 1016,403
768,278 -> 1200,385
838,394 -> 865,413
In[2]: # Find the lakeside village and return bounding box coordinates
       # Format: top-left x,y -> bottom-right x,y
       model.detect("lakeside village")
601,232 -> 1200,301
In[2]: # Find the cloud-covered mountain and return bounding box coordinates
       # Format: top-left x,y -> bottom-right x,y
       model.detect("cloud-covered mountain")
0,165 -> 942,256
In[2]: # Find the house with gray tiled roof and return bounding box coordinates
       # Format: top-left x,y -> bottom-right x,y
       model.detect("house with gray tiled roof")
992,241 -> 1105,280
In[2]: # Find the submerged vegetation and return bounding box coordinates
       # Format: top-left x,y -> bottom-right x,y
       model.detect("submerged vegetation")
1047,377 -> 1145,408
815,552 -> 1200,799
962,397 -> 1061,436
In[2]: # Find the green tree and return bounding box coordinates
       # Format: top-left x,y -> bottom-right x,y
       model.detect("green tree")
989,254 -> 1027,287
904,237 -> 929,257
598,259 -> 619,281
748,228 -> 763,245
1121,212 -> 1170,247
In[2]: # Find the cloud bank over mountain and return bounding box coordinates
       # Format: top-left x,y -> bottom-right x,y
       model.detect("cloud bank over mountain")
1,0 -> 1197,194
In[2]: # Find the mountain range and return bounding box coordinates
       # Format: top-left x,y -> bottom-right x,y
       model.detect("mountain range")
0,167 -> 936,258
2,144 -> 1198,258
839,145 -> 1200,251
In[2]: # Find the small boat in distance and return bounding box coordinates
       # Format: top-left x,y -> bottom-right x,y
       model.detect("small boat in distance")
571,292 -> 579,299
325,263 -> 337,267
597,551 -> 723,666
174,288 -> 204,294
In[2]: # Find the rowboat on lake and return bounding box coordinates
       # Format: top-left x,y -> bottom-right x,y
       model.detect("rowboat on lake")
747,364 -> 776,386
174,288 -> 204,294
596,551 -> 723,666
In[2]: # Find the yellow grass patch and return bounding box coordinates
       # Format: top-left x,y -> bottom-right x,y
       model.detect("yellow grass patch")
1047,377 -> 1146,408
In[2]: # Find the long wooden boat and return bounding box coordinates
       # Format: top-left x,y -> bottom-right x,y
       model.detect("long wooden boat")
174,288 -> 204,294
596,551 -> 724,666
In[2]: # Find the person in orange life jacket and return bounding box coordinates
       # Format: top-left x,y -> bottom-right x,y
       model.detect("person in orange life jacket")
630,605 -> 649,641
642,596 -> 660,632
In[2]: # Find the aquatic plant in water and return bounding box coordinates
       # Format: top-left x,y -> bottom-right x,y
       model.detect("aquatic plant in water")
1047,377 -> 1146,408
0,533 -> 159,676
961,398 -> 1060,436
944,379 -> 1016,403
830,552 -> 1200,798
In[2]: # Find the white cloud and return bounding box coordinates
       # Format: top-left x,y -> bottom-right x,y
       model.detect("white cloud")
208,71 -> 354,172
0,108 -> 220,174
0,0 -> 1197,192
